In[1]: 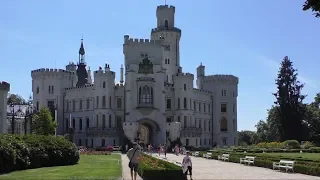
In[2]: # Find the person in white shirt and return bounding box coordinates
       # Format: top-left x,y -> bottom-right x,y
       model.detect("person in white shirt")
127,142 -> 141,180
182,151 -> 193,180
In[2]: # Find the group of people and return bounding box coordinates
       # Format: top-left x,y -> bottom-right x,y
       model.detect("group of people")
126,142 -> 193,180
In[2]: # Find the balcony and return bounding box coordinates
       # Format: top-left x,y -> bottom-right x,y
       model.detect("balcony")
180,127 -> 202,137
86,127 -> 121,137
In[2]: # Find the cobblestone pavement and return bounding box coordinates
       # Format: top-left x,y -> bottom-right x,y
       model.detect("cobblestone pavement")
159,153 -> 320,180
121,154 -> 142,180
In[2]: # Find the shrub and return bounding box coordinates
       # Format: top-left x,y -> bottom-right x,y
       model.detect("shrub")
302,141 -> 315,149
282,140 -> 301,149
0,134 -> 79,174
80,151 -> 111,155
138,154 -> 186,180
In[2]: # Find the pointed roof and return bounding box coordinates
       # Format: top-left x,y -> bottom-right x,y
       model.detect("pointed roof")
79,39 -> 85,55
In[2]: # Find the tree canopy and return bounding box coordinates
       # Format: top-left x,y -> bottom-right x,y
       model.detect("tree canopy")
7,94 -> 27,105
303,0 -> 320,17
32,107 -> 58,135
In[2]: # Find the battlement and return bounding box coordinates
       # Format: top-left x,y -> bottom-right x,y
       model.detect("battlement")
156,5 -> 175,12
31,68 -> 75,77
151,27 -> 181,34
0,81 -> 10,91
203,74 -> 239,84
65,84 -> 94,90
192,88 -> 212,95
174,72 -> 194,78
124,35 -> 162,46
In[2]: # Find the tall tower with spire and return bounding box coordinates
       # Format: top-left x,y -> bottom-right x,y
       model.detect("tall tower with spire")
76,39 -> 88,87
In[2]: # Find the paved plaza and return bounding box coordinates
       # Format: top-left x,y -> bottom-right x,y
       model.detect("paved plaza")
154,153 -> 320,180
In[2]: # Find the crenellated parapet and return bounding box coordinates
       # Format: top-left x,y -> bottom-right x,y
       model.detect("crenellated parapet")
65,84 -> 94,91
0,81 -> 10,91
203,74 -> 239,85
173,72 -> 194,79
94,65 -> 116,79
31,68 -> 75,79
156,5 -> 175,11
123,35 -> 163,47
192,88 -> 212,96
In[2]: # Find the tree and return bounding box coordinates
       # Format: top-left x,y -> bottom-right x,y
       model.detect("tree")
305,93 -> 320,145
238,130 -> 257,146
303,0 -> 320,18
32,107 -> 58,135
7,94 -> 26,105
273,56 -> 308,142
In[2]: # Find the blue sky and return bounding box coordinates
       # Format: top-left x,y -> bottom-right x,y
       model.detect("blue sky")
0,0 -> 319,131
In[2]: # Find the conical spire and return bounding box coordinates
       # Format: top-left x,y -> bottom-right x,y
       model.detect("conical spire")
79,38 -> 85,55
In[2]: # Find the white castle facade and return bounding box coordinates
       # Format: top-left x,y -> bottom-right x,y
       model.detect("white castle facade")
30,5 -> 239,148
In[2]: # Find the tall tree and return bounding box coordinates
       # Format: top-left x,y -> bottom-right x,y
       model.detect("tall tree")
305,93 -> 320,145
32,107 -> 58,135
7,94 -> 26,105
303,0 -> 320,17
238,131 -> 257,146
273,56 -> 308,142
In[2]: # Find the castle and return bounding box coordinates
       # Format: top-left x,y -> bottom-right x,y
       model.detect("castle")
30,4 -> 239,148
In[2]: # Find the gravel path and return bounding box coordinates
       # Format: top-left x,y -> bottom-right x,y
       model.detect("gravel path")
121,154 -> 142,180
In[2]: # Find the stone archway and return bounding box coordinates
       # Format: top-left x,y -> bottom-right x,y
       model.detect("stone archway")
137,118 -> 160,146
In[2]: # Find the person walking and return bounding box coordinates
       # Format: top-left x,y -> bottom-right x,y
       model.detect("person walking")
127,142 -> 141,180
182,151 -> 193,180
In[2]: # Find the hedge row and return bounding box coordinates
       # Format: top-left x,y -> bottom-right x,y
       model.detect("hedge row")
138,154 -> 186,180
196,151 -> 320,176
0,134 -> 79,174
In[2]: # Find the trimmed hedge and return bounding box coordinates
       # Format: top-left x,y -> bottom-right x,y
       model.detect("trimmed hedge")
138,154 -> 186,180
0,134 -> 79,174
196,151 -> 320,176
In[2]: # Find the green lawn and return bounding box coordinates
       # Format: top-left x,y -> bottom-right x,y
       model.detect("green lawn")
258,153 -> 320,160
0,154 -> 121,180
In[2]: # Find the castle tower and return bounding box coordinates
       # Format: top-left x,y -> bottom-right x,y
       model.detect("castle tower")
196,63 -> 205,89
76,39 -> 89,87
87,66 -> 92,84
151,5 -> 181,83
0,81 -> 10,133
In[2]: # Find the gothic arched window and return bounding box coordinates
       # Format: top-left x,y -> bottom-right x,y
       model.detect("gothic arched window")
138,85 -> 153,104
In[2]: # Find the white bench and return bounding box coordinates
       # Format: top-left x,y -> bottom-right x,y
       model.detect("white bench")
203,152 -> 212,159
240,156 -> 255,165
273,160 -> 295,173
218,154 -> 230,161
192,151 -> 200,157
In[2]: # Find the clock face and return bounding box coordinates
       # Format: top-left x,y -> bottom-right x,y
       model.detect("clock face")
164,45 -> 170,51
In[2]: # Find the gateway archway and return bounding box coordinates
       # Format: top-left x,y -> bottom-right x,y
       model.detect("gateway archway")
137,118 -> 160,146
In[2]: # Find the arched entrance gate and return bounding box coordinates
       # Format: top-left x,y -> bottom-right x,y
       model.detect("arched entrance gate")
136,118 -> 160,146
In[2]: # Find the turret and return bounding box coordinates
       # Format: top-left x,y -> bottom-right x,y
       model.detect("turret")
120,64 -> 124,85
87,66 -> 92,84
196,63 -> 205,89
76,38 -> 88,87
0,81 -> 10,133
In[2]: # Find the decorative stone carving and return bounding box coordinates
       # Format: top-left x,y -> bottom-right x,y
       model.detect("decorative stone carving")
138,58 -> 153,74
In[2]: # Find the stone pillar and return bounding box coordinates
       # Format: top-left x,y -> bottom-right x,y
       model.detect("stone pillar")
0,82 -> 10,133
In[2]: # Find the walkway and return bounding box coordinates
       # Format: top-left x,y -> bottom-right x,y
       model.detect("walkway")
121,154 -> 142,180
158,153 -> 320,180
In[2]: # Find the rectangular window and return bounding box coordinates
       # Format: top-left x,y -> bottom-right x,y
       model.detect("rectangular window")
86,118 -> 90,128
166,117 -> 172,123
85,139 -> 88,147
117,97 -> 122,109
221,104 -> 227,113
222,137 -> 227,146
78,139 -> 82,146
233,104 -> 235,113
86,99 -> 90,109
198,103 -> 201,112
72,100 -> 75,111
96,96 -> 99,108
204,103 -> 206,112
184,84 -> 187,90
102,96 -> 106,108
222,90 -> 226,96
79,100 -> 82,110
177,116 -> 180,122
208,104 -> 211,113
166,99 -> 171,109
79,119 -> 82,130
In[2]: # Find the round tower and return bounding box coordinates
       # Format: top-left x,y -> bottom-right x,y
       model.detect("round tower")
0,81 -> 10,133
201,75 -> 239,146
151,5 -> 182,83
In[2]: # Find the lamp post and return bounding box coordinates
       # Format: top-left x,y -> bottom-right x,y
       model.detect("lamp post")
10,103 -> 15,134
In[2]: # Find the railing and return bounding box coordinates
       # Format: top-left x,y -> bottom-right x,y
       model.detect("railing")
86,127 -> 121,137
180,127 -> 202,137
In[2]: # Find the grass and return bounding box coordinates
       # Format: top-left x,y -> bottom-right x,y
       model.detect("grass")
257,153 -> 320,160
0,154 -> 121,180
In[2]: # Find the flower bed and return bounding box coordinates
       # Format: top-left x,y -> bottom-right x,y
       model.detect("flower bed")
138,154 -> 186,180
0,134 -> 79,174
